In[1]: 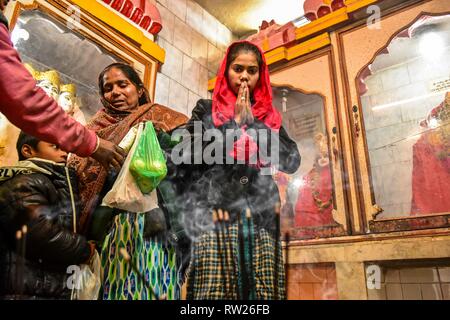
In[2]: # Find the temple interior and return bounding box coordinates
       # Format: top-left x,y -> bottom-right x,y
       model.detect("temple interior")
0,0 -> 449,300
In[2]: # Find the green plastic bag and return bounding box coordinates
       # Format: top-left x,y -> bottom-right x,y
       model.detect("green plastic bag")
129,122 -> 167,194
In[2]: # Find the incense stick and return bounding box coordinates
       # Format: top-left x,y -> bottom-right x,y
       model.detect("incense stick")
245,208 -> 255,300
212,209 -> 226,299
237,210 -> 249,300
284,231 -> 290,300
19,225 -> 27,296
119,248 -> 165,300
274,203 -> 281,300
217,209 -> 231,299
224,210 -> 237,300
15,230 -> 22,299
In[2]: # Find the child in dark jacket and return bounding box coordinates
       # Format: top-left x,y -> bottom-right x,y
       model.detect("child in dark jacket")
0,131 -> 96,299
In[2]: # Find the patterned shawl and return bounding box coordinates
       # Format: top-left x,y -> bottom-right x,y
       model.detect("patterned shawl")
68,102 -> 187,234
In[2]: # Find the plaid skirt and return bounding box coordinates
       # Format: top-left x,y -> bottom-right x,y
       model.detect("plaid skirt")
186,222 -> 285,300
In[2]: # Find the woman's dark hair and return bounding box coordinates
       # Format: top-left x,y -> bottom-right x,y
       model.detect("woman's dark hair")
226,42 -> 263,73
98,62 -> 150,107
16,131 -> 39,161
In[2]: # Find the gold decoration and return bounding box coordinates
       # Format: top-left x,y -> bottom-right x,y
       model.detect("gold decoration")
23,63 -> 37,78
60,83 -> 77,96
437,91 -> 450,122
311,132 -> 332,212
58,83 -> 77,114
35,70 -> 60,101
311,164 -> 333,212
35,70 -> 61,89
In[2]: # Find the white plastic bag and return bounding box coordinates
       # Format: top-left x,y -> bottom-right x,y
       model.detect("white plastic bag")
71,251 -> 101,300
101,122 -> 159,213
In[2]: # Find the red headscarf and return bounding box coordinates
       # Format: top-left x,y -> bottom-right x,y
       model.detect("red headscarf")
212,40 -> 282,131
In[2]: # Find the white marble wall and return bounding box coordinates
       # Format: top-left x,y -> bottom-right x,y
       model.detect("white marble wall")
362,45 -> 450,218
154,0 -> 236,116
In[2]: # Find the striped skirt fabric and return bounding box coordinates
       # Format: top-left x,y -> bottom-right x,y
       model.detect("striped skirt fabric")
186,222 -> 285,300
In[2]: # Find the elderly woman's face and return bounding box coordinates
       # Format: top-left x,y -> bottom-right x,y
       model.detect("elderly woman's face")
102,67 -> 142,110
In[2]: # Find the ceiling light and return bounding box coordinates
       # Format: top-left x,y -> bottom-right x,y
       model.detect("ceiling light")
245,0 -> 304,30
11,27 -> 30,46
292,178 -> 304,188
419,32 -> 445,60
372,91 -> 444,111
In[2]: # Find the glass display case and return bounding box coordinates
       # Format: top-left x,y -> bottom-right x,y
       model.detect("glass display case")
358,14 -> 450,221
13,9 -> 122,120
272,86 -> 345,239
270,49 -> 349,240
0,0 -> 164,166
337,0 -> 450,233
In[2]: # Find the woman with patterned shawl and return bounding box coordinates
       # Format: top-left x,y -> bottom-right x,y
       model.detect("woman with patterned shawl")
181,41 -> 301,299
68,63 -> 188,300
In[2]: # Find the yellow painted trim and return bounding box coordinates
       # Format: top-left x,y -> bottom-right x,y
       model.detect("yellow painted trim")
266,33 -> 331,65
264,46 -> 287,66
70,0 -> 165,63
345,0 -> 379,13
207,78 -> 216,92
295,8 -> 349,40
294,0 -> 380,41
288,33 -> 331,59
261,38 -> 270,52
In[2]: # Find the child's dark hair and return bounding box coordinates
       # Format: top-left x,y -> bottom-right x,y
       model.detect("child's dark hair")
98,62 -> 151,107
226,42 -> 263,73
16,131 -> 40,161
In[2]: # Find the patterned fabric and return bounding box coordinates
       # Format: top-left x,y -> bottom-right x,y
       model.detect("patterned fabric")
186,223 -> 285,300
68,103 -> 187,233
101,213 -> 183,300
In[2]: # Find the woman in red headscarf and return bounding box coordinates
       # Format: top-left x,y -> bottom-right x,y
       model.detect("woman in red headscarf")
180,41 -> 300,300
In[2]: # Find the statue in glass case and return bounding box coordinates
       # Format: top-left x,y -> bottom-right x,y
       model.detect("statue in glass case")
411,92 -> 450,215
58,83 -> 76,114
58,83 -> 86,125
24,64 -> 87,124
35,69 -> 60,101
294,133 -> 337,232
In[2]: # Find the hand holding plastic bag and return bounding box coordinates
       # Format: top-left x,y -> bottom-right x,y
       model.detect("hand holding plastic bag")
101,123 -> 159,213
129,122 -> 167,194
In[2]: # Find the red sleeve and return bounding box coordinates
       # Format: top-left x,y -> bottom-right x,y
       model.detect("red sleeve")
0,24 -> 97,157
